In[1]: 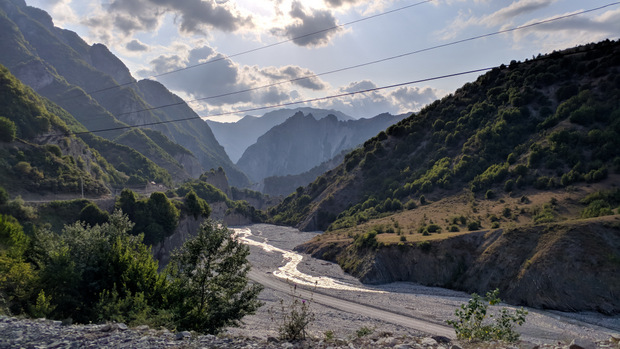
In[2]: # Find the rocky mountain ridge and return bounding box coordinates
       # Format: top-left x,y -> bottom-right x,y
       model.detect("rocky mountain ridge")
237,111 -> 408,183
207,107 -> 354,163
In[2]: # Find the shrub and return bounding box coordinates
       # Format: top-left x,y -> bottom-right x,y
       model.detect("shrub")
270,284 -> 315,341
78,203 -> 109,226
356,326 -> 373,338
353,231 -> 378,249
485,190 -> 495,200
467,221 -> 481,231
447,289 -> 527,342
419,195 -> 427,205
449,225 -> 460,232
418,240 -> 432,252
0,117 -> 16,142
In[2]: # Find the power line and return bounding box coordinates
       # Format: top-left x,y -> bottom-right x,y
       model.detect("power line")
68,0 -> 435,99
111,2 -> 620,119
63,66 -> 495,136
66,34 -> 618,138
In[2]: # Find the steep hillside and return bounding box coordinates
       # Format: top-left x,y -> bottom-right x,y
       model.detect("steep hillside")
268,39 -> 620,313
237,112 -> 407,183
270,40 -> 620,231
0,0 -> 248,186
0,64 -> 114,196
207,107 -> 353,163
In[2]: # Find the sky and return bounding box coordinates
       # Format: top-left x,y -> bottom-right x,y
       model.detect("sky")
26,0 -> 620,122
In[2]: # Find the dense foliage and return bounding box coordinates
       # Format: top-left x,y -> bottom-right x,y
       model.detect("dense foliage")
269,40 -> 620,231
0,205 -> 261,333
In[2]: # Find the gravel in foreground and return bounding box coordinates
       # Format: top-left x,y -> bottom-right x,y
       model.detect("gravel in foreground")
2,316 -> 620,349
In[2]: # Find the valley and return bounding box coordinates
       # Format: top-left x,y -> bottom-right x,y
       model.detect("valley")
229,224 -> 620,343
1,0 -> 620,345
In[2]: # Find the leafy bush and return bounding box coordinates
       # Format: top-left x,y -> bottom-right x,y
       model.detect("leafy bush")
0,117 -> 16,142
447,289 -> 527,342
467,221 -> 481,231
30,211 -> 165,323
353,231 -> 378,249
165,220 -> 263,333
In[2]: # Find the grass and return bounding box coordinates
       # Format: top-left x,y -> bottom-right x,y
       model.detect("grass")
315,174 -> 620,247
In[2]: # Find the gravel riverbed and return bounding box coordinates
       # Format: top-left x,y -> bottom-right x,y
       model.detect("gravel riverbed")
227,224 -> 620,345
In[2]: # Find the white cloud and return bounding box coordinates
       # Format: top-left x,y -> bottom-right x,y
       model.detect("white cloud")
316,80 -> 441,118
436,0 -> 556,40
512,8 -> 620,50
79,0 -> 253,44
270,1 -> 344,47
137,43 -> 330,112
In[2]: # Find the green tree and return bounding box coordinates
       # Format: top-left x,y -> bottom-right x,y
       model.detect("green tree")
34,211 -> 165,323
165,220 -> 263,333
447,289 -> 527,342
0,117 -> 16,142
185,190 -> 211,219
0,215 -> 35,315
78,203 -> 109,226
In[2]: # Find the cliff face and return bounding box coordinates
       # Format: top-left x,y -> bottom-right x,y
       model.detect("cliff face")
298,219 -> 620,314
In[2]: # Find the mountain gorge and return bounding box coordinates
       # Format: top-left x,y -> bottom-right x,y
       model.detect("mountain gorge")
236,111 -> 408,184
0,0 -> 249,188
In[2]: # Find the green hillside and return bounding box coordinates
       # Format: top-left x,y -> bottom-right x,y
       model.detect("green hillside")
269,39 -> 620,231
0,64 -> 112,196
0,0 -> 249,187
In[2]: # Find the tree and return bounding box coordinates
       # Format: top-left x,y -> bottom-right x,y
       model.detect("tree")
79,203 -> 109,226
0,117 -> 16,142
33,211 -> 165,323
165,220 -> 263,333
185,190 -> 211,219
0,215 -> 35,315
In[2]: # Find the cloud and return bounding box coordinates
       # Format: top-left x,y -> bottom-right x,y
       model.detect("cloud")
316,80 -> 441,118
138,44 -> 328,110
324,0 -> 362,8
512,8 -> 620,50
260,65 -> 328,90
270,1 -> 344,47
437,0 -> 556,39
81,0 -> 253,44
481,0 -> 556,27
148,0 -> 253,35
126,39 -> 149,51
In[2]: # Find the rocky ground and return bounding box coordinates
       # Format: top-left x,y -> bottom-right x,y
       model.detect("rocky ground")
2,316 -> 620,349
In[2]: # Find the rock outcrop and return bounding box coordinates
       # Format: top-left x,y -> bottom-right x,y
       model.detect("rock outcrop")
299,219 -> 620,314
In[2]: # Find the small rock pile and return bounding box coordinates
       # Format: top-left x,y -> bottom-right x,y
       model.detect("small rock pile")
1,316 -> 619,349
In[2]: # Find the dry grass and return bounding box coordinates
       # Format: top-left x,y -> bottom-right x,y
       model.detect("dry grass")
319,174 -> 619,246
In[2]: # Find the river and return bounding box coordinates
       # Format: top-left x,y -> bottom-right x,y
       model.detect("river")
228,224 -> 620,343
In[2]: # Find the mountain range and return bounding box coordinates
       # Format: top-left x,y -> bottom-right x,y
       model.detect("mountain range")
236,111 -> 408,184
0,0 -> 249,187
206,107 -> 354,163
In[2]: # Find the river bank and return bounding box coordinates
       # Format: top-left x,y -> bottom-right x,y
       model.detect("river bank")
229,224 -> 620,344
